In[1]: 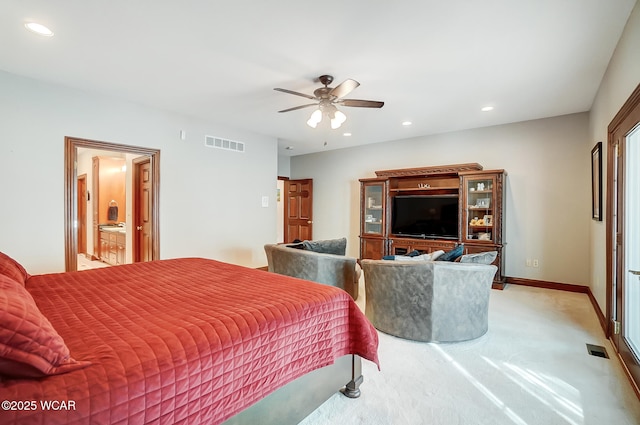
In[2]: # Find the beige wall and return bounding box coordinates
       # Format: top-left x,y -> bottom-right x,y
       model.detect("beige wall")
0,70 -> 279,273
289,2 -> 640,315
588,3 -> 640,311
291,113 -> 591,286
1,2 -> 637,293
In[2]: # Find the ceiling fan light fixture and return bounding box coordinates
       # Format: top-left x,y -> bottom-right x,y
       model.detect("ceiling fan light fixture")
331,110 -> 347,129
311,108 -> 322,122
275,75 -> 383,130
307,109 -> 322,128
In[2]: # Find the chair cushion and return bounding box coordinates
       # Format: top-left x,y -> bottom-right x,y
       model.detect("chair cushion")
301,238 -> 347,255
459,251 -> 497,265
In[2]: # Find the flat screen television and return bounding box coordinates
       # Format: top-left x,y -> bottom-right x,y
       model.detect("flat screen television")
391,195 -> 459,239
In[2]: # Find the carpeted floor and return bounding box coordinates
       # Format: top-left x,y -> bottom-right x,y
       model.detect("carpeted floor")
300,283 -> 640,425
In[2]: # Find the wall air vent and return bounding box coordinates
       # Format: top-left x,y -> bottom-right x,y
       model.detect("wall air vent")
204,135 -> 245,153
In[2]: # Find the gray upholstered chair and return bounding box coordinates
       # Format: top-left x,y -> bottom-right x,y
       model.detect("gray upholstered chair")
264,240 -> 359,300
361,259 -> 497,342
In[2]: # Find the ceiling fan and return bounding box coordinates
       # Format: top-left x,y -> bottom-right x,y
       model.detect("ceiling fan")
274,75 -> 384,129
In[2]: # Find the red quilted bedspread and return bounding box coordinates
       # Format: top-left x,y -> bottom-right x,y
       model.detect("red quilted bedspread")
0,258 -> 379,424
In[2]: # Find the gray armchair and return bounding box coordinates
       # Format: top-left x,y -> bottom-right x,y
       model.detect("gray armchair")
264,241 -> 359,300
361,260 -> 497,342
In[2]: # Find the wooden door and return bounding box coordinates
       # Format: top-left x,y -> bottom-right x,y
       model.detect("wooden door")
607,83 -> 640,390
284,179 -> 313,243
77,174 -> 87,255
92,157 -> 100,259
134,157 -> 153,262
617,126 -> 640,387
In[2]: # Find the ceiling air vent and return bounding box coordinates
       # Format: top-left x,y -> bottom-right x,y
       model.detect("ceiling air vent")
204,135 -> 245,153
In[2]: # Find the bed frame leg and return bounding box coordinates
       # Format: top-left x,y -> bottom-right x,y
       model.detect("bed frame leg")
340,355 -> 363,398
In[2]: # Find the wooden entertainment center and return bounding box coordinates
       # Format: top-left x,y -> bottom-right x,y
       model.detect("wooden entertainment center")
359,163 -> 506,288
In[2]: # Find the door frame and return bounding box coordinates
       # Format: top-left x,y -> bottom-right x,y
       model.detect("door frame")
277,176 -> 288,243
76,174 -> 87,255
64,137 -> 161,271
606,83 -> 640,391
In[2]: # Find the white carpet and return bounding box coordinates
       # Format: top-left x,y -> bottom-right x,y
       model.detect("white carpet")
300,284 -> 640,425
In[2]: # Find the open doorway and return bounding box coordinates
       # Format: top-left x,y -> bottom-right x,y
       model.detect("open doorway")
64,137 -> 160,271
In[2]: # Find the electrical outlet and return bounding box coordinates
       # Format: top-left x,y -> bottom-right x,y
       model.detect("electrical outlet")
526,259 -> 532,267
533,259 -> 539,267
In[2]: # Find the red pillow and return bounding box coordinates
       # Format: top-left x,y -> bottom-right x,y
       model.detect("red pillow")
0,252 -> 30,286
0,275 -> 90,377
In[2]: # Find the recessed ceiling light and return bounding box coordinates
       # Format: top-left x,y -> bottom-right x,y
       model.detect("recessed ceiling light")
343,132 -> 352,137
402,121 -> 412,126
24,22 -> 54,37
481,106 -> 494,112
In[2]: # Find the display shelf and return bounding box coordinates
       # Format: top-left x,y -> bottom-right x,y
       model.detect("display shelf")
460,172 -> 502,247
361,180 -> 386,237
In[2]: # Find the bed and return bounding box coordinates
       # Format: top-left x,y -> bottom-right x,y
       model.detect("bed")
0,253 -> 379,424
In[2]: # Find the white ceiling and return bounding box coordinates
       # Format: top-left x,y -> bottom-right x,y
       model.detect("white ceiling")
0,1 -> 636,156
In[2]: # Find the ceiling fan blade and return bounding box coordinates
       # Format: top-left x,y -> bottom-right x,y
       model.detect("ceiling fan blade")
329,79 -> 360,99
278,103 -> 318,113
274,87 -> 317,100
340,99 -> 385,108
